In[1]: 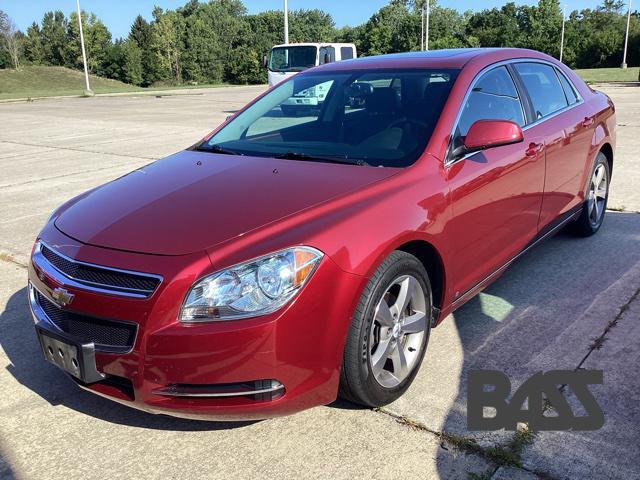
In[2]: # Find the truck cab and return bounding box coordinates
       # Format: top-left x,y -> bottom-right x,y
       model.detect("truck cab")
267,42 -> 357,87
267,43 -> 357,116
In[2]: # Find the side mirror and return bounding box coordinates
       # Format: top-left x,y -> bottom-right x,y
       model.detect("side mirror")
262,55 -> 268,68
463,119 -> 524,153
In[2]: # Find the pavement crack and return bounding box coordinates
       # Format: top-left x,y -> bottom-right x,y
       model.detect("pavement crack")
373,407 -> 540,471
0,139 -> 158,162
576,285 -> 640,369
0,163 -> 139,190
0,251 -> 27,269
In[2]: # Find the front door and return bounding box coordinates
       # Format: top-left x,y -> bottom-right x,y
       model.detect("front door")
444,65 -> 545,300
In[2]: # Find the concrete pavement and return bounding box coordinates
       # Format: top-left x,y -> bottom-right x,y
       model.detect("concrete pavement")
0,84 -> 639,480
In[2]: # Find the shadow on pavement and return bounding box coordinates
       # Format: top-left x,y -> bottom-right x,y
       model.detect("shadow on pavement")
0,447 -> 16,480
0,287 -> 254,432
435,211 -> 640,477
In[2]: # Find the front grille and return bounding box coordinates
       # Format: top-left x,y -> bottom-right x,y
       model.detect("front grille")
41,244 -> 160,297
36,291 -> 137,352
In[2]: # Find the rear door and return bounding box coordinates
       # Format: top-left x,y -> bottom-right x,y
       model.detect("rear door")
512,62 -> 593,229
445,65 -> 545,299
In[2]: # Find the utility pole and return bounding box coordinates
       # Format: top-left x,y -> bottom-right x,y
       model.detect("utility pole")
425,0 -> 430,51
284,0 -> 289,44
621,0 -> 632,68
560,4 -> 566,63
76,0 -> 91,94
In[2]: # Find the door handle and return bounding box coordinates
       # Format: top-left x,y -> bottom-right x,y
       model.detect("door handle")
525,142 -> 543,157
581,116 -> 595,127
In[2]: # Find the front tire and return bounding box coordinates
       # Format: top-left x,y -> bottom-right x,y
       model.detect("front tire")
339,251 -> 432,407
571,151 -> 610,236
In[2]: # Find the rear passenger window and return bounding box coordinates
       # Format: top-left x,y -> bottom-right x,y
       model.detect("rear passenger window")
457,66 -> 525,137
514,63 -> 568,120
556,69 -> 579,105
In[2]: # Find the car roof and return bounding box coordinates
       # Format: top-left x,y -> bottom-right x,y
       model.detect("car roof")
310,48 -> 554,72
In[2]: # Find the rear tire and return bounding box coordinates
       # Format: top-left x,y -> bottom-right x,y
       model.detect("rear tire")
339,251 -> 432,407
571,152 -> 610,237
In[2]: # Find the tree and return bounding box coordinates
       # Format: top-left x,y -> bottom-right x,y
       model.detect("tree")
564,6 -> 627,68
245,11 -> 286,59
466,3 -> 521,48
150,8 -> 185,83
517,0 -> 563,56
180,3 -> 228,83
427,5 -> 472,49
7,0 -> 637,84
225,45 -> 262,83
0,10 -> 22,69
66,11 -> 112,74
129,15 -> 158,86
40,11 -> 68,66
121,39 -> 143,85
290,9 -> 335,43
359,1 -> 418,55
23,22 -> 44,64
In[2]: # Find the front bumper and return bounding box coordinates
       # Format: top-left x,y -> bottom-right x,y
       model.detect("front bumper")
282,96 -> 320,107
28,227 -> 364,420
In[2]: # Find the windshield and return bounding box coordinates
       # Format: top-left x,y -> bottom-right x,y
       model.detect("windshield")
200,69 -> 459,168
268,46 -> 318,72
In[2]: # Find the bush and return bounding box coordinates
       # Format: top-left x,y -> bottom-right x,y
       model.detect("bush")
225,46 -> 264,84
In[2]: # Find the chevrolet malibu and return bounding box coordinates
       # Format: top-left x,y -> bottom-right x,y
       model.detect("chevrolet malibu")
28,48 -> 615,420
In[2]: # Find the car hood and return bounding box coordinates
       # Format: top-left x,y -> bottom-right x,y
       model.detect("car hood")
54,150 -> 397,255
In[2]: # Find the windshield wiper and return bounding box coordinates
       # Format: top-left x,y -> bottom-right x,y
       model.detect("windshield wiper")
197,144 -> 243,156
275,151 -> 369,166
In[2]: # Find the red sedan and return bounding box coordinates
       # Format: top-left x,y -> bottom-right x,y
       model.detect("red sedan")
28,48 -> 615,420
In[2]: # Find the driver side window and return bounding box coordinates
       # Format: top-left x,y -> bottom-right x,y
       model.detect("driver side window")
457,66 -> 525,137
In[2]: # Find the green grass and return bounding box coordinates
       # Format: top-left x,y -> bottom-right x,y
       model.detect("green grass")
575,66 -> 639,84
0,65 -> 144,100
0,65 -> 232,100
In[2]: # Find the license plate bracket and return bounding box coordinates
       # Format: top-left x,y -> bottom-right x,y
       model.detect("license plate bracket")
35,323 -> 105,383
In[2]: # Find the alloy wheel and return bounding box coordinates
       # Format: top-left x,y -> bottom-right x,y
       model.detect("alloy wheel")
369,275 -> 427,388
588,162 -> 608,226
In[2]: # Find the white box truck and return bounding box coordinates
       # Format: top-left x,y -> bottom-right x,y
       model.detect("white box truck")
266,43 -> 357,116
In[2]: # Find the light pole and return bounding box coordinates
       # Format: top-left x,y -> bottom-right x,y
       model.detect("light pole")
76,0 -> 91,94
560,4 -> 566,63
425,0 -> 430,51
421,5 -> 424,51
621,0 -> 632,68
284,0 -> 289,44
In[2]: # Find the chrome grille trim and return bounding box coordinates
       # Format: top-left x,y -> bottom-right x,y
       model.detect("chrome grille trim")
33,241 -> 162,299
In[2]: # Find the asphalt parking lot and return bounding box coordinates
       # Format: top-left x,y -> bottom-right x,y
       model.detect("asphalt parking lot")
0,84 -> 639,480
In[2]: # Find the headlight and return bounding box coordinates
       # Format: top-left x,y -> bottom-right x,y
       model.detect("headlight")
297,86 -> 316,97
180,246 -> 323,322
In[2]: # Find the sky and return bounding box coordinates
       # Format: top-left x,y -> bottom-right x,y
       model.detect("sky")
2,0 -> 606,40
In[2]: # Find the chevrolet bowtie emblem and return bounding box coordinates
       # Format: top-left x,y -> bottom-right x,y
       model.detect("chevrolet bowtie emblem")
51,287 -> 74,307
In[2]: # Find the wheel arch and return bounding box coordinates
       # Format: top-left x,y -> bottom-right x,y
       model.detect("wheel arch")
599,142 -> 614,177
394,240 -> 446,318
